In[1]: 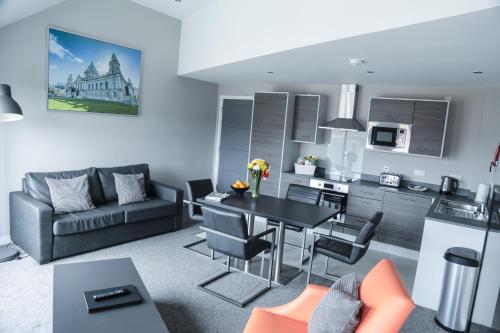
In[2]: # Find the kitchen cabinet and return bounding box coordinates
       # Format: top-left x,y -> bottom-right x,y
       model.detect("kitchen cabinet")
249,92 -> 299,197
409,101 -> 448,157
369,98 -> 415,124
279,172 -> 312,198
291,94 -> 326,144
346,184 -> 384,236
378,192 -> 432,250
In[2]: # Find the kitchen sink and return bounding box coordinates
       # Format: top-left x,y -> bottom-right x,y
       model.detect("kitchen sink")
435,199 -> 488,221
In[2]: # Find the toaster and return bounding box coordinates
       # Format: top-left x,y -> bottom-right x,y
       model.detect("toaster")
379,173 -> 403,188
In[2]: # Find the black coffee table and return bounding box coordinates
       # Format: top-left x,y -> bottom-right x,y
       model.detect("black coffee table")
53,258 -> 169,333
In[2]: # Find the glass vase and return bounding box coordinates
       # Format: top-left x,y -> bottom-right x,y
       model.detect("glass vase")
250,175 -> 261,198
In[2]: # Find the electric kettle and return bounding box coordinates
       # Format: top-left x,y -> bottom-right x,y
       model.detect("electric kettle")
440,176 -> 459,194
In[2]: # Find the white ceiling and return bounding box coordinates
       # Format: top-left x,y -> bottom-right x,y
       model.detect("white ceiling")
181,7 -> 500,87
130,0 -> 213,20
0,0 -> 213,28
0,0 -> 66,28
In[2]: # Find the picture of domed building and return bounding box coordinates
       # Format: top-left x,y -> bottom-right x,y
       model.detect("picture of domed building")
48,27 -> 142,115
64,53 -> 138,105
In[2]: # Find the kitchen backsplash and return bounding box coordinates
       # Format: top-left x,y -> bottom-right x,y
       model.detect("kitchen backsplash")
298,129 -> 367,179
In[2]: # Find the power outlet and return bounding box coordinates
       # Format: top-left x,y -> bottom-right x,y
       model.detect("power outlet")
414,169 -> 426,177
450,174 -> 462,182
383,166 -> 390,172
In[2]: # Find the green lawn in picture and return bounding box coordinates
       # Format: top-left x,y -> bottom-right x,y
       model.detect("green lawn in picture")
48,97 -> 138,115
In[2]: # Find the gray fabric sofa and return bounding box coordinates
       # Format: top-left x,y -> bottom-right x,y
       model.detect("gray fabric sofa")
9,164 -> 183,264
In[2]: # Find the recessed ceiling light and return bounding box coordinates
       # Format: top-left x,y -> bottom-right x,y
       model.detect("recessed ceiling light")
266,71 -> 274,74
349,58 -> 365,67
366,70 -> 375,74
472,71 -> 483,74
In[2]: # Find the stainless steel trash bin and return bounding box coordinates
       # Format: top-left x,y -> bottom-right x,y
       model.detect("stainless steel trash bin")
435,247 -> 480,332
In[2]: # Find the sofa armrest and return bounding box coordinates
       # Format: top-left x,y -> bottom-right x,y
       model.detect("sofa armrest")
151,180 -> 184,230
9,191 -> 54,264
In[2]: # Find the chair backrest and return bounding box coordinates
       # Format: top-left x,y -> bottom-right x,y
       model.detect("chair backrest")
185,179 -> 213,220
286,184 -> 322,205
201,205 -> 249,259
355,259 -> 415,333
350,212 -> 383,263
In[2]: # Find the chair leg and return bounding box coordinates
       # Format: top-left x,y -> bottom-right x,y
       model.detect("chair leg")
323,257 -> 342,280
268,232 -> 276,288
306,234 -> 316,284
299,230 -> 307,269
198,253 -> 272,307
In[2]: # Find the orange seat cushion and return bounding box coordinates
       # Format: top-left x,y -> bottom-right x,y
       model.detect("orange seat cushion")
243,259 -> 414,333
355,259 -> 415,333
243,308 -> 308,333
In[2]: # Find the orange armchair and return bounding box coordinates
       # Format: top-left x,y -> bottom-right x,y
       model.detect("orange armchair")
243,259 -> 415,333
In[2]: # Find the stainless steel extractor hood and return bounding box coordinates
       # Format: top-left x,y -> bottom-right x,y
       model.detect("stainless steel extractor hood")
319,83 -> 365,131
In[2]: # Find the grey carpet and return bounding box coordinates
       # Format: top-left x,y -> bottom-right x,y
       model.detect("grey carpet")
0,217 -> 496,333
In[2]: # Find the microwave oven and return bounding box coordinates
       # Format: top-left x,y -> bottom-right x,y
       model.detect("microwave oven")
366,122 -> 411,153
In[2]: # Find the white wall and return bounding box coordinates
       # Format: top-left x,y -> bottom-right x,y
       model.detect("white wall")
0,0 -> 219,238
179,0 -> 500,75
218,83 -> 500,190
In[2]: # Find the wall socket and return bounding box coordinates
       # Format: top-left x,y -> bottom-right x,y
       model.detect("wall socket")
414,169 -> 426,177
383,166 -> 390,172
450,174 -> 462,181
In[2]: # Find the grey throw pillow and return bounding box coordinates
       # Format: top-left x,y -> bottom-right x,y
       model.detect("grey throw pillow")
308,273 -> 362,333
113,173 -> 147,205
45,175 -> 95,214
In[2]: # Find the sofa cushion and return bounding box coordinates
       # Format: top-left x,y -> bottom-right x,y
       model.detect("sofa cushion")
121,198 -> 177,223
114,173 -> 147,205
53,202 -> 125,236
46,175 -> 95,213
309,273 -> 362,333
97,164 -> 151,203
25,167 -> 105,206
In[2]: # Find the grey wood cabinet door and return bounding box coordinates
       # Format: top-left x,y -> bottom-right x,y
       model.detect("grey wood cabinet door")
291,95 -> 321,143
409,101 -> 448,157
279,173 -> 312,198
249,93 -> 288,196
346,195 -> 383,220
217,99 -> 253,192
369,98 -> 415,124
379,192 -> 432,250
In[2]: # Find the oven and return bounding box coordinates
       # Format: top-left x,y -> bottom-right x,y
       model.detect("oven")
366,122 -> 411,153
309,179 -> 349,222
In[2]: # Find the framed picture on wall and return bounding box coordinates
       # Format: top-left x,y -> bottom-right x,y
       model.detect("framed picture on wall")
47,27 -> 142,116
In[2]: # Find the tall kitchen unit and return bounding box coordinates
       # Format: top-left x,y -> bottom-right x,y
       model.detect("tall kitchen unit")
248,92 -> 299,197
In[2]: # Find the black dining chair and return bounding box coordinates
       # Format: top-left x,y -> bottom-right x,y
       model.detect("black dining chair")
306,212 -> 383,284
198,205 -> 276,307
183,179 -> 215,259
266,184 -> 322,267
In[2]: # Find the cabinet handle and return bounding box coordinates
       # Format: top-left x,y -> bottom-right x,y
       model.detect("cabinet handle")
415,148 -> 434,152
384,115 -> 399,120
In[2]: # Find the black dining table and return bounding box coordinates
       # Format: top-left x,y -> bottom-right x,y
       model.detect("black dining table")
197,192 -> 339,285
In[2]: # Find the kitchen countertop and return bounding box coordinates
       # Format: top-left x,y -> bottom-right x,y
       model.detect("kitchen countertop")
352,179 -> 491,231
283,172 -> 498,231
426,194 -> 489,231
352,179 -> 438,199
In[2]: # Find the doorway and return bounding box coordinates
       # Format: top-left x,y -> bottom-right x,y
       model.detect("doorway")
215,97 -> 253,192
